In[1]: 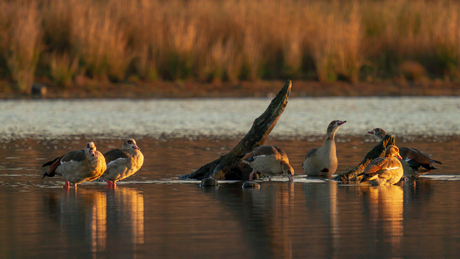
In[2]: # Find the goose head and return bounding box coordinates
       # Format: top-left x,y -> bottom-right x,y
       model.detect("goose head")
368,128 -> 387,140
281,161 -> 294,180
326,120 -> 346,138
123,139 -> 140,150
385,145 -> 403,159
85,142 -> 97,157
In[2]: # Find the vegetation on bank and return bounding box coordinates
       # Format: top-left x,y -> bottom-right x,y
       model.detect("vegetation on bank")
1,0 -> 460,93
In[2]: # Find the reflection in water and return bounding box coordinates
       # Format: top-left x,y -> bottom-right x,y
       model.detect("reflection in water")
106,187 -> 145,247
361,185 -> 404,255
241,183 -> 295,259
273,183 -> 294,259
2,136 -> 460,258
328,181 -> 339,256
46,187 -> 144,256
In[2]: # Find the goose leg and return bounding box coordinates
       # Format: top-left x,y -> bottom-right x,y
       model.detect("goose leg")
63,180 -> 70,190
249,171 -> 255,181
103,179 -> 115,187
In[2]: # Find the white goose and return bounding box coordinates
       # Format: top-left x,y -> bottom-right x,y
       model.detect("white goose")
42,142 -> 107,189
302,120 -> 346,178
100,139 -> 144,187
242,145 -> 294,181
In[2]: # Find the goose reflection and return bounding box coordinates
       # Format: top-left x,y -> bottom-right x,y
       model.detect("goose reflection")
243,183 -> 294,259
44,187 -> 144,255
361,185 -> 404,254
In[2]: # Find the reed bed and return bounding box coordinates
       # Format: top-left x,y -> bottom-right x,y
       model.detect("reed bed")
1,0 -> 460,93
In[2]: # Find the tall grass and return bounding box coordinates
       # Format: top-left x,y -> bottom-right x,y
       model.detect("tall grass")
0,1 -> 41,93
1,0 -> 460,91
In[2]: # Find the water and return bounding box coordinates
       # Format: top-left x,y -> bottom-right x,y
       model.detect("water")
2,97 -> 460,139
1,136 -> 460,258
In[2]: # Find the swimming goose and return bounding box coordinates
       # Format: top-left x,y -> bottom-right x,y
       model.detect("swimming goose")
302,120 -> 346,178
242,145 -> 294,181
368,128 -> 442,172
360,145 -> 404,185
100,139 -> 144,187
42,142 -> 107,189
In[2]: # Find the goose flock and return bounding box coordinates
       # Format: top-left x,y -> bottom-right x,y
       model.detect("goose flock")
240,121 -> 441,186
41,122 -> 441,189
42,139 -> 144,189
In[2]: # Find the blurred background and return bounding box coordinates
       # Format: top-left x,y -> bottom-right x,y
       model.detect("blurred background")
1,0 -> 459,97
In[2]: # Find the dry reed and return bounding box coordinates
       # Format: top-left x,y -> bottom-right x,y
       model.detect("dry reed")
1,0 -> 460,90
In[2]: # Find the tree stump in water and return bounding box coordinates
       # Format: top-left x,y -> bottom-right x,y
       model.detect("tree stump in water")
333,135 -> 396,182
179,80 -> 292,181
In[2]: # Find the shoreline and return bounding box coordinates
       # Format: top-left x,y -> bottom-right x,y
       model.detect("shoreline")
2,80 -> 460,99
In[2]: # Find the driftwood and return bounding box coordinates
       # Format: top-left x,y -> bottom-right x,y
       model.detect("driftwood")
180,80 -> 292,180
333,134 -> 396,182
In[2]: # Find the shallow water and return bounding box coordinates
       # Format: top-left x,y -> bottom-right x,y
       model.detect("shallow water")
1,136 -> 460,258
2,97 -> 460,140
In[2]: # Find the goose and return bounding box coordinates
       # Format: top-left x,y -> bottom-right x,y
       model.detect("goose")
360,145 -> 404,185
100,139 -> 144,187
302,120 -> 346,178
368,128 -> 442,172
242,145 -> 294,181
42,142 -> 106,189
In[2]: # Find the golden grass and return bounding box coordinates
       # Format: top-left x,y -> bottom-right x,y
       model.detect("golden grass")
2,0 -> 460,91
0,1 -> 41,93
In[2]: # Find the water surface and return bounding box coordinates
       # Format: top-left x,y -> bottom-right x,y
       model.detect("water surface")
1,137 -> 459,258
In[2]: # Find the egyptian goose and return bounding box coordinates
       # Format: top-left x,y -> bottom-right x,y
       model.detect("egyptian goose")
302,120 -> 346,178
368,128 -> 442,172
242,145 -> 294,181
100,139 -> 144,187
42,142 -> 107,189
360,145 -> 404,185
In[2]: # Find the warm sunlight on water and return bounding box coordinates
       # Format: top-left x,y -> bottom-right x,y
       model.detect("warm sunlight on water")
0,137 -> 459,258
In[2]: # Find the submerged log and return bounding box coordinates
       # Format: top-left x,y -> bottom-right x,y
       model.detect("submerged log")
333,134 -> 396,182
180,80 -> 292,180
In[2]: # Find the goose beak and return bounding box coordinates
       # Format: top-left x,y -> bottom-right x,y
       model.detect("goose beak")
367,131 -> 374,134
133,144 -> 140,150
338,121 -> 347,126
397,154 -> 403,160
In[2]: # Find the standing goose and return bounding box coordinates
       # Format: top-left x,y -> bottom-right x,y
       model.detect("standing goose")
242,145 -> 294,181
360,145 -> 404,185
42,142 -> 107,189
368,128 -> 442,172
302,120 -> 346,178
100,139 -> 144,187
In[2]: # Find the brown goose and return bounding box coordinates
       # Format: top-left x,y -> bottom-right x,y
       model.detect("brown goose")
360,145 -> 404,185
42,142 -> 107,189
100,139 -> 144,187
242,145 -> 294,181
302,120 -> 346,178
368,128 -> 442,172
